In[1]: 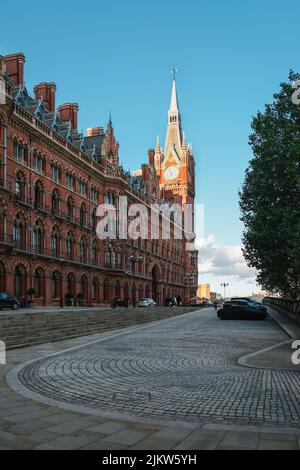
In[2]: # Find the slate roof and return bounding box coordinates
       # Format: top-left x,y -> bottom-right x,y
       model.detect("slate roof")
10,82 -> 104,162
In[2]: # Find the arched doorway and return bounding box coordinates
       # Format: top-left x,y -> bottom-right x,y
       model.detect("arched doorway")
80,275 -> 88,302
124,282 -> 129,300
51,270 -> 61,300
115,280 -> 121,298
67,272 -> 76,297
145,284 -> 150,298
92,277 -> 100,302
151,265 -> 159,304
14,265 -> 27,302
0,262 -> 6,291
103,278 -> 110,302
138,284 -> 144,301
34,268 -> 45,299
131,283 -> 136,307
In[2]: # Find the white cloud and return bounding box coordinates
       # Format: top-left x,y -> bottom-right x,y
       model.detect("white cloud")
196,235 -> 256,282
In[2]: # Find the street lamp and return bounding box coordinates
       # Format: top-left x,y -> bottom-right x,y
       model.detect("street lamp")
127,255 -> 145,306
127,255 -> 144,274
220,282 -> 229,301
185,274 -> 196,304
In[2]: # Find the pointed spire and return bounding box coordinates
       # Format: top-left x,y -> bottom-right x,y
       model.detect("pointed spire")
164,69 -> 182,156
108,109 -> 112,127
182,131 -> 187,150
169,78 -> 179,112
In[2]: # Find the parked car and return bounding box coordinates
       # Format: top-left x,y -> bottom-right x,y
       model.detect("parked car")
0,292 -> 20,310
217,299 -> 268,320
145,298 -> 156,306
137,298 -> 156,308
230,297 -> 267,313
111,298 -> 129,308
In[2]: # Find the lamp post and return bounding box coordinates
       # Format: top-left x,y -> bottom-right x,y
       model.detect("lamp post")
127,254 -> 144,275
220,282 -> 229,301
185,274 -> 195,305
127,255 -> 144,306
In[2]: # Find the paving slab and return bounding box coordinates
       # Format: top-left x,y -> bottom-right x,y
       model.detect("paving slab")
45,418 -> 98,435
81,440 -> 130,450
175,430 -> 226,450
258,439 -> 298,450
88,421 -> 132,435
130,437 -> 179,450
103,429 -> 148,446
218,431 -> 259,449
152,426 -> 196,442
7,419 -> 54,435
34,433 -> 100,450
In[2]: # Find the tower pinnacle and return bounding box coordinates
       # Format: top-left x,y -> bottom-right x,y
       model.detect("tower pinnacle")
169,78 -> 179,113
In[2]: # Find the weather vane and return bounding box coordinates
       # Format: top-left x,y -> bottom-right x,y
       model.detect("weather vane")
171,66 -> 178,81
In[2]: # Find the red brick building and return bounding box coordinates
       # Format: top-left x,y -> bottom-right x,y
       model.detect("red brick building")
0,52 -> 198,307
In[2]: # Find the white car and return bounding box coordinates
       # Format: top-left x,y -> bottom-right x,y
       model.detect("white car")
137,298 -> 156,308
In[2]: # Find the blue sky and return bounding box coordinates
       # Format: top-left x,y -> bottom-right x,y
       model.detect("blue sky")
2,0 -> 300,295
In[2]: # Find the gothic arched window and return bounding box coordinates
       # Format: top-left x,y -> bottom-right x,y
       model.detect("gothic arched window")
32,220 -> 44,253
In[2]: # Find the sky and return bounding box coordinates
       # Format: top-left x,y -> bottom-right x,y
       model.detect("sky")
1,0 -> 300,296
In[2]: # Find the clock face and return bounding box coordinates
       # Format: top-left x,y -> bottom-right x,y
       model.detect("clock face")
164,166 -> 179,181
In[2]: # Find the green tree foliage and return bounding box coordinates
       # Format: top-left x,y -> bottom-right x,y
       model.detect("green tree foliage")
240,72 -> 300,300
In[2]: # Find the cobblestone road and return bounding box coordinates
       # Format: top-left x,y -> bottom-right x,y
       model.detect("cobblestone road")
16,310 -> 300,428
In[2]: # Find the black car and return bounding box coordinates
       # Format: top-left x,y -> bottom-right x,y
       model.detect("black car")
217,299 -> 267,320
0,292 -> 20,310
111,297 -> 129,309
230,297 -> 267,313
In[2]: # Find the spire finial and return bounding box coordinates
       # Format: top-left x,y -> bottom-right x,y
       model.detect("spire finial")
108,109 -> 112,126
171,66 -> 178,81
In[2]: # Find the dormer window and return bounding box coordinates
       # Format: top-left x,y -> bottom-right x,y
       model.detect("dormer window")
91,144 -> 97,161
15,85 -> 28,108
66,122 -> 73,142
51,112 -> 59,133
34,100 -> 45,121
80,136 -> 86,153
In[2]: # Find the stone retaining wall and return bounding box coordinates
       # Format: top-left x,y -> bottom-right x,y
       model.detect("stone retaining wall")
263,297 -> 300,327
0,307 -> 200,350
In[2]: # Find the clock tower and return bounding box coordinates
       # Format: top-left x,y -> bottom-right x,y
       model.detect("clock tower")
154,74 -> 198,304
155,75 -> 196,210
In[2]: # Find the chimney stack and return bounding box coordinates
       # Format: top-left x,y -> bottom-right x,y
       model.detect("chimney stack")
86,127 -> 104,137
142,163 -> 150,180
3,52 -> 25,86
148,148 -> 155,166
34,82 -> 56,112
0,56 -> 5,77
58,103 -> 79,131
